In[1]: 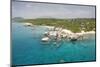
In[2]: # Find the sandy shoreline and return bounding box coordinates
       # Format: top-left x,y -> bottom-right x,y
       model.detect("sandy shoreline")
42,25 -> 95,40
23,22 -> 95,34
23,23 -> 95,41
43,25 -> 95,35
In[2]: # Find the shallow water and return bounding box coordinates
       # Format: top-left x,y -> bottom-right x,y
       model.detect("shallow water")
12,22 -> 96,65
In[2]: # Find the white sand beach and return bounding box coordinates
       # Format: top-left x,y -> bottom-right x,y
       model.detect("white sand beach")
44,26 -> 95,34
43,25 -> 95,41
23,22 -> 33,26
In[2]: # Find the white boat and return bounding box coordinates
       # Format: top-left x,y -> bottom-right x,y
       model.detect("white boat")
41,37 -> 49,42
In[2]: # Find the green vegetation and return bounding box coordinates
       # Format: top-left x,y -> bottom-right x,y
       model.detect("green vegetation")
17,18 -> 96,33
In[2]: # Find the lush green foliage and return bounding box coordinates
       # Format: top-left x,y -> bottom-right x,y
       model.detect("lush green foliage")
18,18 -> 96,32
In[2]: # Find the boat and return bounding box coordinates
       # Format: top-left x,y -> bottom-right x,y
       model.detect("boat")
41,37 -> 49,42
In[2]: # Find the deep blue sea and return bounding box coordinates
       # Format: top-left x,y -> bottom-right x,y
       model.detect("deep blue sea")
12,22 -> 96,65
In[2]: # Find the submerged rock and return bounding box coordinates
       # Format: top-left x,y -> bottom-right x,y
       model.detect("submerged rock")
70,38 -> 77,41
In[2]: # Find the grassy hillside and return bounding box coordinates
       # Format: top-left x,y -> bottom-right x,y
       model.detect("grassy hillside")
17,18 -> 96,33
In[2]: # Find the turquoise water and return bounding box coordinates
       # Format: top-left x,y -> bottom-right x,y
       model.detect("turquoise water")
12,22 -> 96,65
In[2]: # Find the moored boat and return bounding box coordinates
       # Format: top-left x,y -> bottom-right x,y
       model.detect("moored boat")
41,37 -> 49,42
